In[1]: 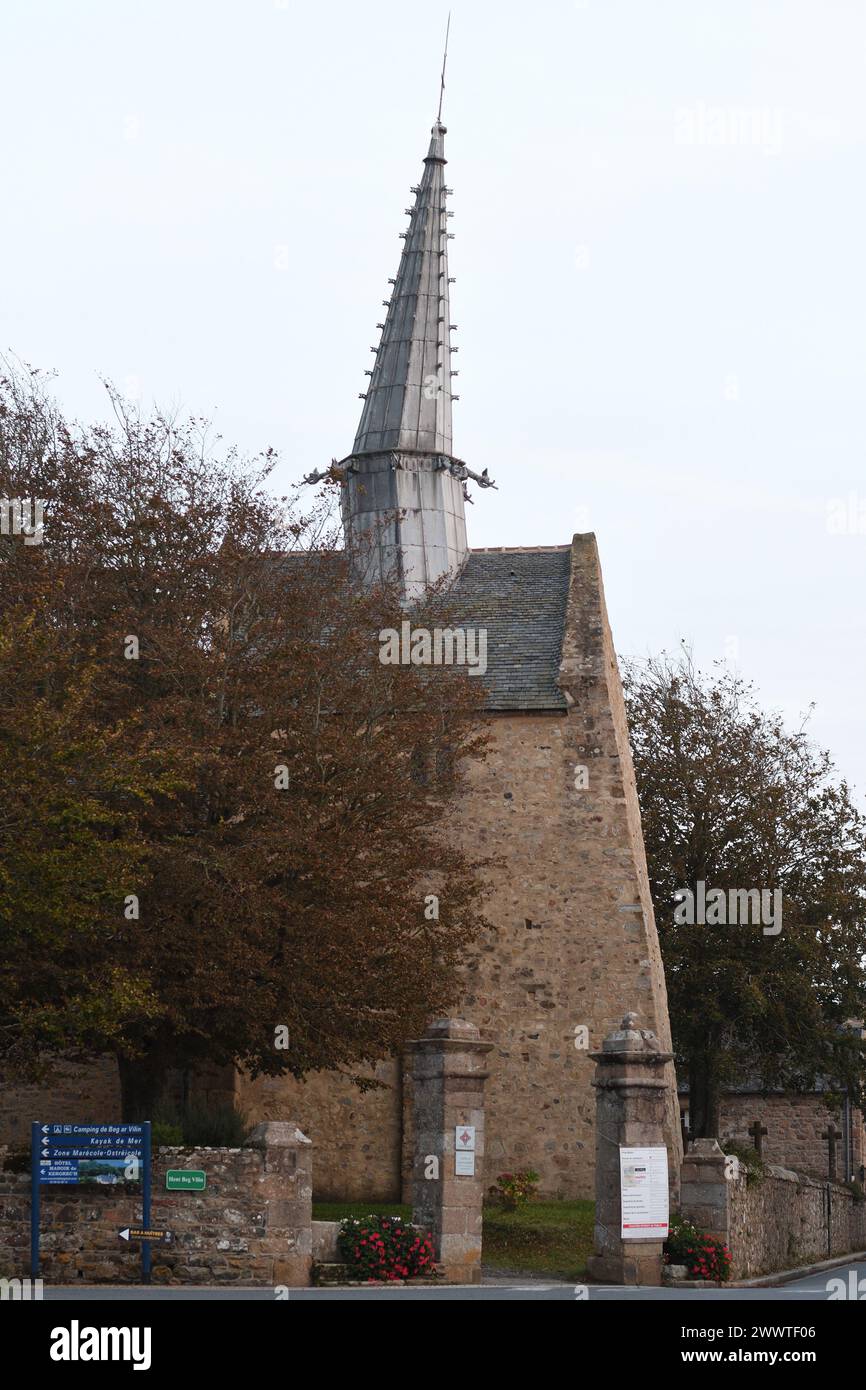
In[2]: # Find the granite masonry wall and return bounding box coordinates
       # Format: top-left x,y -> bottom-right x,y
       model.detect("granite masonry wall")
0,1122 -> 312,1286
0,1060 -> 120,1148
717,1093 -> 865,1181
240,1057 -> 404,1202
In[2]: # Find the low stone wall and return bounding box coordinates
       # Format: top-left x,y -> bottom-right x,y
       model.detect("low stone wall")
0,1121 -> 312,1287
729,1167 -> 866,1279
680,1139 -> 866,1280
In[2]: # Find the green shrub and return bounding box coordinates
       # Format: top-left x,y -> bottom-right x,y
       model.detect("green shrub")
337,1214 -> 436,1282
179,1099 -> 249,1148
151,1120 -> 184,1146
721,1142 -> 765,1186
150,1104 -> 184,1147
151,1099 -> 249,1148
487,1169 -> 540,1212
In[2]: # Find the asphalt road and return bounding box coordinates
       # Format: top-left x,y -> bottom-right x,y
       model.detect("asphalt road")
38,1258 -> 866,1300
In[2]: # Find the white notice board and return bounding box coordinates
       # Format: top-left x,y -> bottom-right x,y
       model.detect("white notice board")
619,1146 -> 669,1239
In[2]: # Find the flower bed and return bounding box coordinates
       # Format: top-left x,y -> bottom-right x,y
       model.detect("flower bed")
665,1215 -> 732,1282
337,1214 -> 436,1282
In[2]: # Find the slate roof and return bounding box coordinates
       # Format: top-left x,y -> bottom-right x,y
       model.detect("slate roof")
443,547 -> 571,711
276,543 -> 572,712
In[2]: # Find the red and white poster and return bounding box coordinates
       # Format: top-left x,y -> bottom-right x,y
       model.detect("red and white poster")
619,1146 -> 669,1239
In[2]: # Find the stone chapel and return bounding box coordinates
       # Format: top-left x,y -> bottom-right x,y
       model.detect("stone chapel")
0,113 -> 683,1203
236,114 -> 683,1199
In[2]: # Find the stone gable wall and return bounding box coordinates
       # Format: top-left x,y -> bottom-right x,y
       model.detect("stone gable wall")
243,535 -> 682,1201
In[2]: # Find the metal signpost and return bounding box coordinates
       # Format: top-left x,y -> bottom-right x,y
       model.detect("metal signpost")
30,1122 -> 152,1281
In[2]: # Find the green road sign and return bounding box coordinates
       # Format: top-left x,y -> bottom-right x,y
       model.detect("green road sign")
165,1169 -> 206,1191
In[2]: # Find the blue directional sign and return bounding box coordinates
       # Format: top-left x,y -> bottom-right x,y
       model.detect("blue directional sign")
41,1138 -> 143,1148
36,1124 -> 144,1182
40,1150 -> 139,1162
32,1121 -> 154,1282
38,1123 -> 144,1145
39,1162 -> 79,1184
38,1126 -> 144,1166
41,1135 -> 143,1144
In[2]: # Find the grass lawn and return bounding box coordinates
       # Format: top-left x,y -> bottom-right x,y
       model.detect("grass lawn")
482,1200 -> 593,1280
312,1199 -> 594,1281
313,1202 -> 410,1223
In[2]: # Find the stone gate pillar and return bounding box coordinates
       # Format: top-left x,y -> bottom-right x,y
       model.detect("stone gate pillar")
407,1018 -> 493,1284
679,1137 -> 730,1245
586,1012 -> 674,1286
248,1120 -> 312,1287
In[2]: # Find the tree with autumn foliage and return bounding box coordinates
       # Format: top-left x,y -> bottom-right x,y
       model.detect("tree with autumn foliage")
624,650 -> 866,1138
0,614 -> 171,1077
0,362 -> 491,1118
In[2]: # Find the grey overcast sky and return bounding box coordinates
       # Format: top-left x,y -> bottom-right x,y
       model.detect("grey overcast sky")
2,0 -> 865,796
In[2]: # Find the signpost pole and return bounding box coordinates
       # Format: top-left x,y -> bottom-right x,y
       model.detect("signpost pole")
141,1121 -> 152,1284
30,1121 -> 41,1279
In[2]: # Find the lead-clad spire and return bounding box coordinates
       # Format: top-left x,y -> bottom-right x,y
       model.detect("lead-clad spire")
339,110 -> 488,601
353,120 -> 456,455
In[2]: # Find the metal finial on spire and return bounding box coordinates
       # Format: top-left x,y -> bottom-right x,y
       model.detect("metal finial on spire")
437,13 -> 451,123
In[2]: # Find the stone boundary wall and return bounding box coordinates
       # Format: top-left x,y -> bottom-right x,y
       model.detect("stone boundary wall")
729,1167 -> 866,1280
0,1121 -> 311,1287
680,1139 -> 866,1280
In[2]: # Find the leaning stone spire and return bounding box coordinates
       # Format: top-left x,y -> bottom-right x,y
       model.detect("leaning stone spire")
339,117 -> 484,603
353,120 -> 455,456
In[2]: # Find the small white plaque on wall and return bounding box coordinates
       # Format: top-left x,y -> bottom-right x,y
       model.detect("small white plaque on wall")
455,1150 -> 476,1176
455,1126 -> 476,1151
619,1146 -> 669,1239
